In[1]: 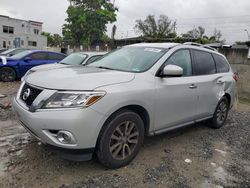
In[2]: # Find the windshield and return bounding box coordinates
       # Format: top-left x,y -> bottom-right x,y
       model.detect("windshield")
1,48 -> 15,55
59,53 -> 87,65
11,50 -> 31,59
89,47 -> 167,72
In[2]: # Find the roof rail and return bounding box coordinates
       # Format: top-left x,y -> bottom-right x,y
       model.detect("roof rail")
183,42 -> 202,47
183,42 -> 217,51
203,45 -> 217,51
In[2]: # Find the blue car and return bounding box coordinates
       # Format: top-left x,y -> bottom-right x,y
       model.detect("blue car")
0,50 -> 66,82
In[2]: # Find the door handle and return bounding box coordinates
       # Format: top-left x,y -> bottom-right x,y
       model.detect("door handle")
216,80 -> 225,84
189,84 -> 197,89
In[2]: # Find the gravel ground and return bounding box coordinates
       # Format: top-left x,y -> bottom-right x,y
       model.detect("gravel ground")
0,81 -> 250,188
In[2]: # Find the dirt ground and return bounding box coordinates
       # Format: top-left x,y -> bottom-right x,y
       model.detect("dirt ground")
0,81 -> 250,188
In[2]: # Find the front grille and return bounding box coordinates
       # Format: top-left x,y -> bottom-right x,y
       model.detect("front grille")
20,84 -> 42,106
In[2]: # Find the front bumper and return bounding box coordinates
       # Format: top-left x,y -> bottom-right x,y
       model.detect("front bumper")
13,98 -> 106,151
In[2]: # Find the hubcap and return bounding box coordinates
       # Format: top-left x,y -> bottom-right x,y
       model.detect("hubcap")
216,101 -> 227,124
109,121 -> 139,160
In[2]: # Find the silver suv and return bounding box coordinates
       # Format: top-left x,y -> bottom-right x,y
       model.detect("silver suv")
13,43 -> 237,168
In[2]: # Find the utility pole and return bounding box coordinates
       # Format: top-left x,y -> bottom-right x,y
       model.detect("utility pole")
173,20 -> 177,33
192,26 -> 196,39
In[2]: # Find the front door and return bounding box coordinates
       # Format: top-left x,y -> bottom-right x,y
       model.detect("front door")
19,52 -> 49,74
154,49 -> 198,131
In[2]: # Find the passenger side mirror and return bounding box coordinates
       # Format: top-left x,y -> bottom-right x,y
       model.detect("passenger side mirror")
162,65 -> 183,77
24,57 -> 32,62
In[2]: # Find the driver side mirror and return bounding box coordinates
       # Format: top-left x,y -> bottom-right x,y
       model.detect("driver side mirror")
24,57 -> 32,62
162,64 -> 183,77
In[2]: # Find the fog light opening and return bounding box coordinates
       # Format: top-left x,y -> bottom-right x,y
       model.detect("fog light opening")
56,131 -> 76,145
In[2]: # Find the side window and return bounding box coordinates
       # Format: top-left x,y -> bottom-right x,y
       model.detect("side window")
193,50 -> 216,75
165,50 -> 192,76
31,53 -> 47,60
212,54 -> 229,73
85,55 -> 102,65
49,53 -> 65,60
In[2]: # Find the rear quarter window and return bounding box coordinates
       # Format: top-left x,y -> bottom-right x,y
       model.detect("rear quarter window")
212,54 -> 230,73
193,50 -> 216,75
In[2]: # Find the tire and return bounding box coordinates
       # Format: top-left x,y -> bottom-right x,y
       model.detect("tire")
0,67 -> 16,82
96,110 -> 145,169
209,96 -> 229,129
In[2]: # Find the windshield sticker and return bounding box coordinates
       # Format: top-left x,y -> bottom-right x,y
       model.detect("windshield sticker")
0,56 -> 7,65
78,54 -> 87,58
144,48 -> 162,53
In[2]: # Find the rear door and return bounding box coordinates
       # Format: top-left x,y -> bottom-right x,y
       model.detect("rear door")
192,49 -> 225,117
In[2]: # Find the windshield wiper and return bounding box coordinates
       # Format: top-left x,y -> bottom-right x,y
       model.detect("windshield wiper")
59,62 -> 68,65
95,66 -> 115,70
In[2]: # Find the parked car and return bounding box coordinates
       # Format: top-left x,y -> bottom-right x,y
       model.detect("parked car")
13,43 -> 237,168
0,48 -> 8,53
22,51 -> 107,79
0,48 -> 30,57
0,50 -> 66,81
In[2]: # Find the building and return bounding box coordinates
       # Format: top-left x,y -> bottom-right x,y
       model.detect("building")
0,15 -> 47,49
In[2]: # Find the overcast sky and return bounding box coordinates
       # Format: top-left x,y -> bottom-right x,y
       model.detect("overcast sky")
1,0 -> 250,43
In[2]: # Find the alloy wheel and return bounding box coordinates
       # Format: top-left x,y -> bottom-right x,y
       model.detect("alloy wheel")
216,100 -> 228,124
109,121 -> 139,160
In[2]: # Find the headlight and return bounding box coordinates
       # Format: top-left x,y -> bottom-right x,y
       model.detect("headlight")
42,91 -> 106,109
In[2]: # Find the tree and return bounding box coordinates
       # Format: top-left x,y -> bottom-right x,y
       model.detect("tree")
41,32 -> 53,46
198,26 -> 205,38
63,0 -> 118,47
213,28 -> 222,42
41,32 -> 63,47
182,26 -> 205,39
134,15 -> 176,38
52,34 -> 63,47
181,26 -> 223,44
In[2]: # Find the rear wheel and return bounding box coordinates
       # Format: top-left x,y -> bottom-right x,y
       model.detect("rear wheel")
96,110 -> 144,169
209,96 -> 229,129
0,67 -> 16,82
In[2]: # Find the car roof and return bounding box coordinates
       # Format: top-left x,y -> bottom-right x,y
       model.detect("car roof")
126,42 -> 223,55
76,51 -> 107,56
28,50 -> 66,55
127,43 -> 180,49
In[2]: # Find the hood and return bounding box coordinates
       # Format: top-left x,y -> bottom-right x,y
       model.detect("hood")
25,66 -> 135,90
31,63 -> 66,72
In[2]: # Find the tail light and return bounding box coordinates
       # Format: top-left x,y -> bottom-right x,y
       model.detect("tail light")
233,72 -> 239,82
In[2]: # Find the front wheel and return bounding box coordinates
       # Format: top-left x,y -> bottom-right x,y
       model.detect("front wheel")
96,110 -> 144,169
209,96 -> 229,129
0,67 -> 16,82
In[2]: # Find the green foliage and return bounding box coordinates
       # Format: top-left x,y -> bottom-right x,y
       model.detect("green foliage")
41,32 -> 53,46
101,34 -> 111,43
135,15 -> 176,38
181,26 -> 223,44
181,26 -> 205,39
41,32 -> 63,47
63,0 -> 118,46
